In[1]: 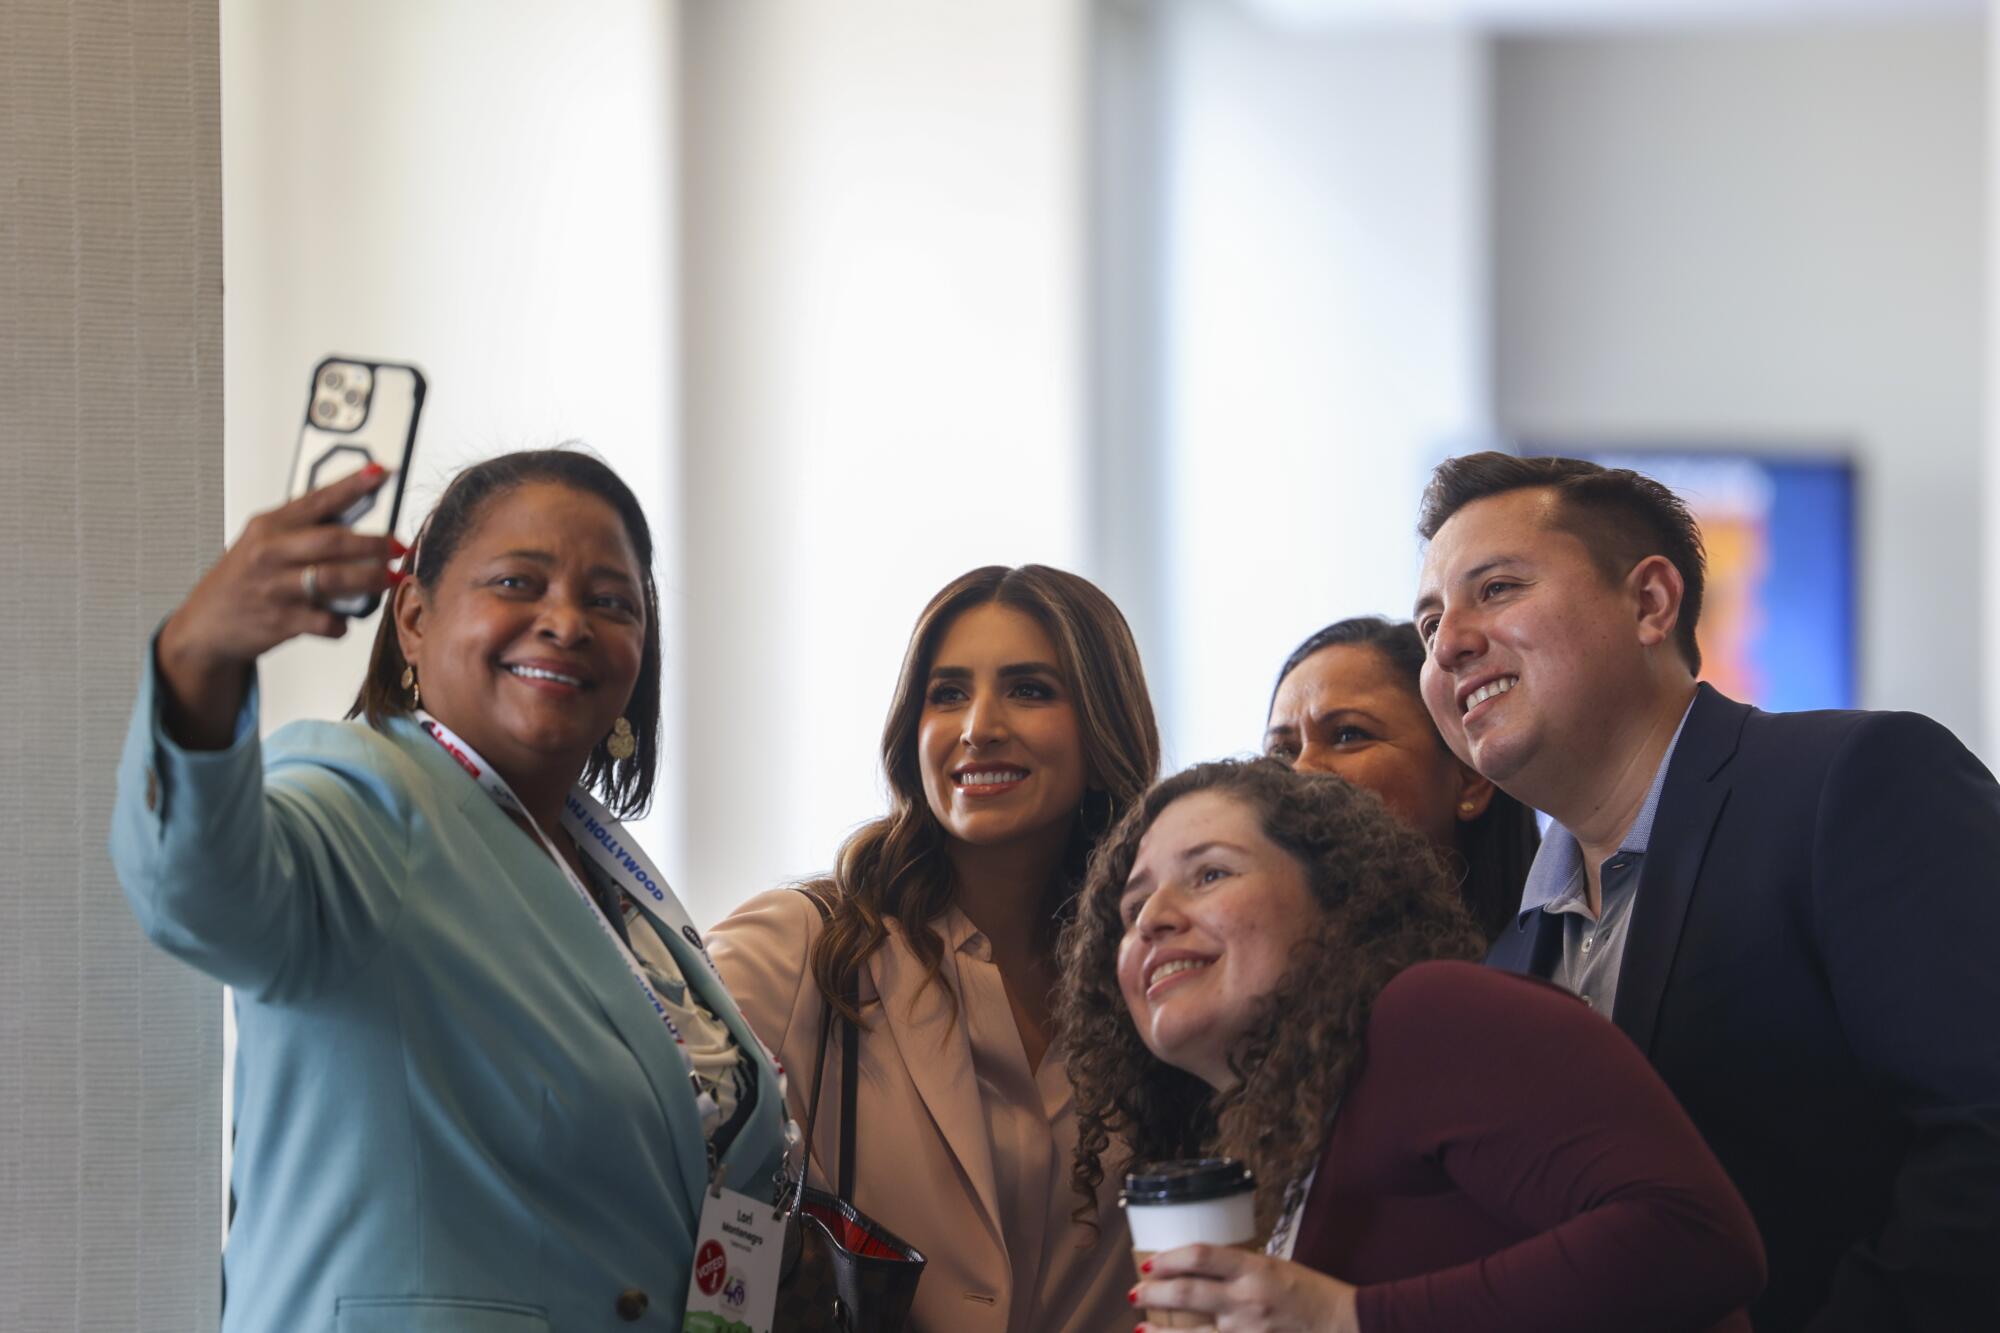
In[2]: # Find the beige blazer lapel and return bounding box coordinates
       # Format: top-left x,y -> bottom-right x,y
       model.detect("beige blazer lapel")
871,916 -> 1005,1247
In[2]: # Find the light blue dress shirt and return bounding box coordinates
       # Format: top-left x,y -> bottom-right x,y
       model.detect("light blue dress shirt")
1518,700 -> 1695,1012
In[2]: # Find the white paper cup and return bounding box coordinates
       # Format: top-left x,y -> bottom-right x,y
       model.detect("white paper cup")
1123,1159 -> 1257,1329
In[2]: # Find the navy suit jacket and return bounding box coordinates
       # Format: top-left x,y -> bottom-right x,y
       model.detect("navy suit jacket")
1487,685 -> 2000,1332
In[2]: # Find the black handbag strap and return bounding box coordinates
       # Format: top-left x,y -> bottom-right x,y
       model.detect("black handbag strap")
840,977 -> 857,1203
795,887 -> 860,1205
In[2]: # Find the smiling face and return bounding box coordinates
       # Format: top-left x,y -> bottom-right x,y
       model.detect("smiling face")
395,481 -> 646,800
1265,642 -> 1490,848
1115,790 -> 1317,1090
916,601 -> 1091,858
1413,487 -> 1646,799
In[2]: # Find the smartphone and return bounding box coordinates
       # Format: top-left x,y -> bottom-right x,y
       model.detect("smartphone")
284,355 -> 426,615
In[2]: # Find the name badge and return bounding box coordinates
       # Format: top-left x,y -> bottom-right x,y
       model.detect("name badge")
684,1185 -> 783,1333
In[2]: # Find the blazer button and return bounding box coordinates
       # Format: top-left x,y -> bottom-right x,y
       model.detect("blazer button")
615,1287 -> 649,1321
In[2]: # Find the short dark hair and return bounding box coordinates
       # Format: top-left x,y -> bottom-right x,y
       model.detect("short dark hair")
1417,452 -> 1706,674
1269,616 -> 1539,941
348,447 -> 663,818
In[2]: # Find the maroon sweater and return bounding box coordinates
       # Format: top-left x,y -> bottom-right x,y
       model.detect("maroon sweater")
1291,962 -> 1764,1333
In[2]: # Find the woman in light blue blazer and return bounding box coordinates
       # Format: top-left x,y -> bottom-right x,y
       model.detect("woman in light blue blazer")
110,450 -> 787,1333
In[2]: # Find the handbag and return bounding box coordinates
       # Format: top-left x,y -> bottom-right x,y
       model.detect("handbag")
773,892 -> 927,1332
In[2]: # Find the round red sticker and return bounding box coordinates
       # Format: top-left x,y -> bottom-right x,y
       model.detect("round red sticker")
695,1239 -> 728,1296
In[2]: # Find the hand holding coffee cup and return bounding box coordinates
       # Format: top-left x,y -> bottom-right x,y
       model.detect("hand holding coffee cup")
1122,1159 -> 1257,1329
1124,1157 -> 1359,1332
1131,1244 -> 1360,1333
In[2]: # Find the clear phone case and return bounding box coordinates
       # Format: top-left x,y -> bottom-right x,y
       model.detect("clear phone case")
285,355 -> 426,614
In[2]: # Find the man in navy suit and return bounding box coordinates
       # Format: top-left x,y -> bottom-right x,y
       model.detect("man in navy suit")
1411,452 -> 2000,1332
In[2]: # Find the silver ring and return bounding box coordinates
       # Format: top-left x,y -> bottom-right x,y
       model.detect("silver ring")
301,562 -> 322,607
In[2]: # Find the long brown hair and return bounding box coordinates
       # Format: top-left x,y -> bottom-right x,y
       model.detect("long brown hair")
808,566 -> 1161,1025
1057,759 -> 1485,1231
347,448 -> 664,818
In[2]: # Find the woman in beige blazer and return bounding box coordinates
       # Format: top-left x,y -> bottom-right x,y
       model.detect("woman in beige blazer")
707,565 -> 1160,1333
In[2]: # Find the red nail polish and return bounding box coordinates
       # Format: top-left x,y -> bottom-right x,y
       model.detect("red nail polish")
388,536 -> 410,556
386,568 -> 407,585
1139,1261 -> 1152,1275
361,462 -> 386,478
1127,1289 -> 1137,1306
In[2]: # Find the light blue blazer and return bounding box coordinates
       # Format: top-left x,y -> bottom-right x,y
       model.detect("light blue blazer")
109,655 -> 786,1333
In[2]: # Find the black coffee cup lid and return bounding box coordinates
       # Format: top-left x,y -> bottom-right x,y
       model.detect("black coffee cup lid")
1121,1157 -> 1255,1204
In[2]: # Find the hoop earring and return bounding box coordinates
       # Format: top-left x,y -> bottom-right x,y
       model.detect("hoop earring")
401,664 -> 420,709
1444,844 -> 1472,890
606,716 -> 635,761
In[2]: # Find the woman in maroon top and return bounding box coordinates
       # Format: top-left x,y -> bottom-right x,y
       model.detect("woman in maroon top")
1057,759 -> 1764,1333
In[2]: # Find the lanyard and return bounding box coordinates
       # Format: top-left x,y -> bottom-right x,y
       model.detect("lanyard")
416,710 -> 744,1125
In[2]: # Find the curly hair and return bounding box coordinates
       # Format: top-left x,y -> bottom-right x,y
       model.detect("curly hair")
1056,758 -> 1486,1233
807,565 -> 1161,1026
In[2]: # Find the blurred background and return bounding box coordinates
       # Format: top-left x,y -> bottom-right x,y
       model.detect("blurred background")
223,0 -> 1988,927
6,2 -> 1991,1320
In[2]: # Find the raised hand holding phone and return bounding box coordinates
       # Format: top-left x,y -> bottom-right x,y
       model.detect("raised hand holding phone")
286,356 -> 425,614
154,465 -> 405,750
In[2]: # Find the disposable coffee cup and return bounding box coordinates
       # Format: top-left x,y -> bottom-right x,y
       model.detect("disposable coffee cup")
1122,1158 -> 1257,1330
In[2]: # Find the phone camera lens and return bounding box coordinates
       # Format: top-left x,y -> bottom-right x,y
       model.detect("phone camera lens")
316,400 -> 336,420
323,370 -> 343,389
343,389 -> 362,405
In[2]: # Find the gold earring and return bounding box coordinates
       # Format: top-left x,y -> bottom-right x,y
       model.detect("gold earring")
401,664 -> 420,708
1459,799 -> 1477,814
606,716 -> 635,760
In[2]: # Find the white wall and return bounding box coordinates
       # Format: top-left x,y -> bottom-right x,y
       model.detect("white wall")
225,0 -> 1100,926
1492,21 -> 1988,751
1086,0 -> 1175,703
222,0 -> 684,859
1989,14 -> 2000,763
1155,0 -> 1493,767
678,0 -> 1091,922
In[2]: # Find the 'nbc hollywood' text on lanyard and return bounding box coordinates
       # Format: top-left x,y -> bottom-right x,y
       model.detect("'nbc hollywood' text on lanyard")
415,710 -> 770,1134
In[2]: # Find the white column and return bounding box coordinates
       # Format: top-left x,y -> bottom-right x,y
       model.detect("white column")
221,0 -> 684,860
1156,4 -> 1493,765
1989,14 -> 2000,764
679,0 -> 1091,921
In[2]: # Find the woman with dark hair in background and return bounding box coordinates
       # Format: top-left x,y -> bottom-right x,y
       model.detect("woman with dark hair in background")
1060,759 -> 1764,1333
1264,616 -> 1539,940
708,565 -> 1161,1333
111,451 -> 788,1330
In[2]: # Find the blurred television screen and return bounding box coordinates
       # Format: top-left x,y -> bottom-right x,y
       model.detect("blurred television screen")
1526,447 -> 1857,712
